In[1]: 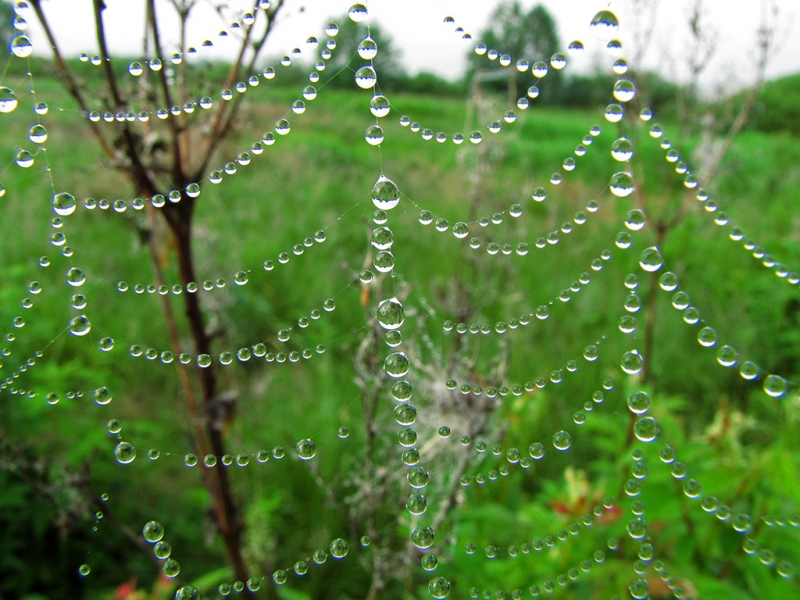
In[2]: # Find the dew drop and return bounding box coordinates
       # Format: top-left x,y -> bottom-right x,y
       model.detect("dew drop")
428,577 -> 451,598
638,247 -> 663,272
552,430 -> 571,451
348,3 -> 367,22
613,79 -> 636,102
355,65 -> 377,89
296,438 -> 316,460
0,87 -> 18,113
609,171 -> 634,197
621,350 -> 644,375
330,538 -> 349,559
68,315 -> 92,336
115,441 -> 136,464
634,417 -> 658,442
611,137 -> 634,162
372,175 -> 399,210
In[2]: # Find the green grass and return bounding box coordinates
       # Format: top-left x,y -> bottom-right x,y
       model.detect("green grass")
1,62 -> 799,600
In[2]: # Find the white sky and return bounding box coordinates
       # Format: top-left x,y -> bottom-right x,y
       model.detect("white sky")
19,0 -> 800,93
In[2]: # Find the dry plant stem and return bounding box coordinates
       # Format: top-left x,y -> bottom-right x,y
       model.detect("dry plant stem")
194,1 -> 285,180
30,0 -> 118,164
147,0 -> 187,182
92,0 -> 160,195
33,0 -> 252,587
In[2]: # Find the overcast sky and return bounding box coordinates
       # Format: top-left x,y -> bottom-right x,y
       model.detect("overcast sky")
20,0 -> 800,93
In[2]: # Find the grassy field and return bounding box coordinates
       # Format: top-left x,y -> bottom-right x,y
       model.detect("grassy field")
1,53 -> 800,600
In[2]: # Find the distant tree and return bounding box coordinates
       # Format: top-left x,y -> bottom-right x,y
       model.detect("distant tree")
469,1 -> 562,102
326,16 -> 405,88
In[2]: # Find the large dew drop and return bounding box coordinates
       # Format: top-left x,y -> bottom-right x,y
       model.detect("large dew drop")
634,417 -> 658,442
372,175 -> 399,210
10,35 -> 33,58
621,350 -> 644,374
143,520 -> 165,542
384,352 -> 409,378
376,297 -> 404,330
552,430 -> 571,451
357,36 -> 377,60
609,172 -> 634,197
348,3 -> 367,22
115,441 -> 136,464
66,267 -> 86,287
0,87 -> 18,113
52,192 -> 76,216
295,438 -> 317,460
611,137 -> 634,162
69,315 -> 92,336
590,10 -> 619,41
638,247 -> 664,272
329,538 -> 349,559
411,526 -> 435,549
428,577 -> 451,598
355,65 -> 377,89
613,79 -> 637,102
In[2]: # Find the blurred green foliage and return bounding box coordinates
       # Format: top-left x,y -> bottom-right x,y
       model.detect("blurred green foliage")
0,10 -> 799,600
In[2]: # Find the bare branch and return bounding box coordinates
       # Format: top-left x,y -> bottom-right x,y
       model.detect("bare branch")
148,0 -> 187,184
194,0 -> 285,181
29,0 -> 118,164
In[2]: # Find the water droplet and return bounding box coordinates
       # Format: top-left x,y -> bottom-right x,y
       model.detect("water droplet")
406,493 -> 427,515
355,65 -> 377,89
625,209 -> 645,231
383,352 -> 409,378
357,36 -> 377,60
639,247 -> 663,272
296,438 -> 316,460
370,94 -> 390,118
28,123 -> 47,144
372,175 -> 399,210
634,417 -> 658,442
330,538 -> 349,558
550,52 -> 567,69
764,374 -> 787,398
365,124 -> 384,145
15,149 -> 34,168
716,345 -> 738,367
590,10 -> 619,41
115,441 -> 136,464
568,40 -> 584,55
621,350 -> 644,374
628,391 -> 650,414
376,297 -> 404,330
613,79 -> 636,102
552,430 -> 571,451
604,103 -> 624,123
0,87 -> 18,113
10,34 -> 33,57
52,192 -> 77,216
373,251 -> 394,273
94,387 -> 112,405
348,3 -> 367,22
611,137 -> 633,162
78,564 -> 91,577
66,267 -> 86,287
412,526 -> 435,549
338,426 -> 350,439
69,315 -> 92,336
609,171 -> 634,197
429,576 -> 451,598
697,327 -> 717,347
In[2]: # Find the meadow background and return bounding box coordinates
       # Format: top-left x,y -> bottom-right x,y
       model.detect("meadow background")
1,1 -> 800,599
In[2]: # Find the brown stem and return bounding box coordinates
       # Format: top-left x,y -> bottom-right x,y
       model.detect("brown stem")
30,0 -> 118,164
194,1 -> 285,181
148,0 -> 186,184
167,204 -> 251,588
